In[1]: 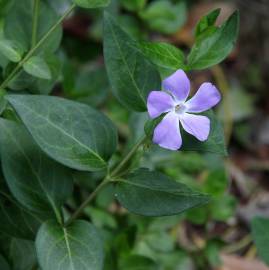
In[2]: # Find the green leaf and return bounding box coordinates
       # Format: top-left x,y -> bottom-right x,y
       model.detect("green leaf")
139,41 -> 185,71
103,11 -> 161,112
194,8 -> 221,38
120,0 -> 147,12
4,0 -> 62,53
115,168 -> 210,216
0,39 -> 24,62
46,0 -> 73,15
251,217 -> 269,266
6,95 -> 118,171
23,56 -> 52,80
74,0 -> 110,8
187,10 -> 239,69
181,111 -> 227,155
0,254 -> 10,270
119,255 -> 157,270
7,54 -> 61,94
36,220 -> 104,270
139,0 -> 186,34
0,119 -> 73,217
117,15 -> 143,40
30,54 -> 62,94
0,188 -> 41,240
9,238 -> 37,270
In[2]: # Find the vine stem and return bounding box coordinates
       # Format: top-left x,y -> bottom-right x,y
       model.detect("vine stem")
65,135 -> 147,227
110,135 -> 147,178
65,178 -> 110,227
0,3 -> 76,90
31,0 -> 40,48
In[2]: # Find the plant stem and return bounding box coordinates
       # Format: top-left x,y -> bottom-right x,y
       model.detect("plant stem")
110,135 -> 147,178
65,135 -> 147,226
65,178 -> 110,227
0,3 -> 76,90
31,0 -> 40,48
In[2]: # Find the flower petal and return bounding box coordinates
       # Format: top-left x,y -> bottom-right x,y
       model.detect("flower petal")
180,113 -> 210,141
185,83 -> 221,113
153,112 -> 182,150
147,91 -> 174,118
162,69 -> 190,102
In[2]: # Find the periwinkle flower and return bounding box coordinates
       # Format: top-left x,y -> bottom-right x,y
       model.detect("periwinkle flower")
147,69 -> 221,150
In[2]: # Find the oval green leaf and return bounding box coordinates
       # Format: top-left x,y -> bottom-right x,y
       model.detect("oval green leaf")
23,56 -> 52,80
187,10 -> 239,70
36,220 -> 104,270
74,0 -> 110,8
115,168 -> 210,216
139,41 -> 185,71
6,95 -> 118,171
103,11 -> 161,112
7,54 -> 61,94
181,110 -> 227,155
0,119 -> 73,217
0,39 -> 24,62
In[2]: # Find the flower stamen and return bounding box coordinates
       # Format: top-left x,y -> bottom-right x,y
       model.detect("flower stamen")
174,103 -> 187,115
175,104 -> 181,112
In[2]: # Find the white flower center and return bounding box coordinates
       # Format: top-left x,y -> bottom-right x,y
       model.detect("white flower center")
174,103 -> 187,115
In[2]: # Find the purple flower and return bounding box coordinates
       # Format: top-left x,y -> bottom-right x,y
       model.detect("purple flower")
147,69 -> 221,150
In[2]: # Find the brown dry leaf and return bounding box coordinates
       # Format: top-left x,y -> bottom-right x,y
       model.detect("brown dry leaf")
216,254 -> 269,270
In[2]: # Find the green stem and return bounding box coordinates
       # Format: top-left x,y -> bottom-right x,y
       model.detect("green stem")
65,178 -> 110,227
0,3 -> 76,90
65,135 -> 147,226
110,135 -> 147,178
31,0 -> 40,48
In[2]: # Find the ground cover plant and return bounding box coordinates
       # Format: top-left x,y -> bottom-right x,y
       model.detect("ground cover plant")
0,0 -> 268,269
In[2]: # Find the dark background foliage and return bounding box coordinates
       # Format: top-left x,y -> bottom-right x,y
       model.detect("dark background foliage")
0,0 -> 269,269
